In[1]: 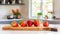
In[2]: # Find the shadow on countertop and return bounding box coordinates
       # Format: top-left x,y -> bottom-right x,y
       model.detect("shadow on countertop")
0,21 -> 19,24
48,21 -> 60,24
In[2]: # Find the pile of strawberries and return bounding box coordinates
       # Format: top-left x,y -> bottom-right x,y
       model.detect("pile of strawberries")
11,19 -> 49,27
20,19 -> 40,27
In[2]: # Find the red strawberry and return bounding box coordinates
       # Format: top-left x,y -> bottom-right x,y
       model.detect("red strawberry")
27,20 -> 33,27
11,21 -> 19,27
21,21 -> 27,27
34,19 -> 40,27
43,21 -> 49,27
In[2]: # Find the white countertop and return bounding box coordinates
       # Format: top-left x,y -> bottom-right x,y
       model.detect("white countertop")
0,24 -> 60,34
0,19 -> 58,21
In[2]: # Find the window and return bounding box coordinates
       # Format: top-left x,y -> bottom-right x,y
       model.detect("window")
29,0 -> 53,19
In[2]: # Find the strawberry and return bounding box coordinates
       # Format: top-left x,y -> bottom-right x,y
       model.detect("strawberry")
11,21 -> 19,27
43,21 -> 49,27
21,21 -> 27,27
19,20 -> 24,25
27,20 -> 33,27
34,19 -> 40,27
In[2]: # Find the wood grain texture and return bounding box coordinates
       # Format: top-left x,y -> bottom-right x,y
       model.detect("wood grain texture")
2,26 -> 51,31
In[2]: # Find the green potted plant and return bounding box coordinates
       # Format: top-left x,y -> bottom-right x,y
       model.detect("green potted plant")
37,12 -> 43,19
44,15 -> 48,19
14,11 -> 21,19
38,12 -> 42,16
12,9 -> 21,19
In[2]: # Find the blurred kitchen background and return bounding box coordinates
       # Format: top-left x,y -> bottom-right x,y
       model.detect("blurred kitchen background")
0,0 -> 29,19
0,0 -> 60,24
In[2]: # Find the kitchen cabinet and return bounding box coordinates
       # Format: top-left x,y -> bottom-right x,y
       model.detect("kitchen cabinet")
0,0 -> 24,5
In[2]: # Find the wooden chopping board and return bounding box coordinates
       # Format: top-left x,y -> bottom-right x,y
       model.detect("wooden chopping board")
2,26 -> 49,31
2,26 -> 57,32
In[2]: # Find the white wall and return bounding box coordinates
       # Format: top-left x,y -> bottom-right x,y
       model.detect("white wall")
20,0 -> 29,19
0,5 -> 20,19
53,0 -> 60,18
0,0 -> 29,19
